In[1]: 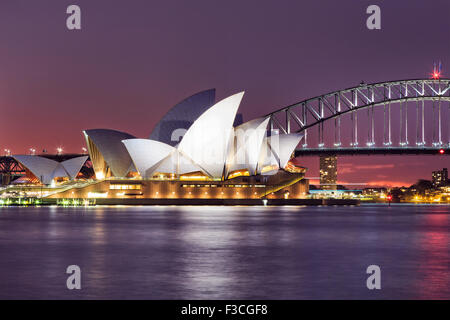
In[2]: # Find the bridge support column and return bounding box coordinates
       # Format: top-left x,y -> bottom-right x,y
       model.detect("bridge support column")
404,84 -> 409,145
438,95 -> 442,145
438,81 -> 442,145
1,173 -> 11,186
302,103 -> 308,147
416,97 -> 419,145
421,99 -> 425,145
405,100 -> 409,145
447,99 -> 450,147
334,93 -> 341,147
432,98 -> 436,145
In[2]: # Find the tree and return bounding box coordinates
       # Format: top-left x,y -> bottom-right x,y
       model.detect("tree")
412,179 -> 433,194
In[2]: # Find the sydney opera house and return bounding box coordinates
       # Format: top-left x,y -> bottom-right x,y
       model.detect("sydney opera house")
9,89 -> 308,201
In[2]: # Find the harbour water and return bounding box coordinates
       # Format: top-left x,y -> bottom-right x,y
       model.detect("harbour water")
0,204 -> 448,299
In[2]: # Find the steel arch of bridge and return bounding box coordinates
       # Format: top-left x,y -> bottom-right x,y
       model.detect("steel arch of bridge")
266,79 -> 450,150
0,156 -> 25,175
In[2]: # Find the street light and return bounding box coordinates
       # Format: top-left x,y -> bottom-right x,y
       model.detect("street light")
56,147 -> 63,155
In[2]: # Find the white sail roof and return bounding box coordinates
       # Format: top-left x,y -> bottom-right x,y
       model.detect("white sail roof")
227,117 -> 270,175
149,89 -> 216,146
123,138 -> 205,178
83,129 -> 135,178
122,139 -> 175,179
61,156 -> 89,179
12,155 -> 88,184
97,91 -> 303,182
276,133 -> 304,168
256,136 -> 280,175
257,133 -> 303,174
151,149 -> 204,175
13,155 -> 60,185
178,92 -> 244,178
51,164 -> 69,179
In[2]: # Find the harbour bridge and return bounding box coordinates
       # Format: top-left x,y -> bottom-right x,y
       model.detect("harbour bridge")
266,78 -> 450,156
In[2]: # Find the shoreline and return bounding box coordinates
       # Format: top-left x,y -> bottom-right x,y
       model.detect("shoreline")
2,198 -> 449,207
0,198 -> 360,206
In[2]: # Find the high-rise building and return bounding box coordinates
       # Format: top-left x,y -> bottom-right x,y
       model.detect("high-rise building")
432,168 -> 448,188
320,155 -> 337,190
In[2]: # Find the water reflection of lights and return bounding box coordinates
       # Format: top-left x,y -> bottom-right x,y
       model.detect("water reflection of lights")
416,213 -> 449,299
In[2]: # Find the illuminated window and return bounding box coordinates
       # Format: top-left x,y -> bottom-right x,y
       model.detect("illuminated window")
261,165 -> 278,174
227,169 -> 250,179
87,192 -> 108,198
109,184 -> 142,190
179,171 -> 209,181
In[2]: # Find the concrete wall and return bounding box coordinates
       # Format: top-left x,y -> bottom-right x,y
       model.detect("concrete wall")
48,172 -> 309,200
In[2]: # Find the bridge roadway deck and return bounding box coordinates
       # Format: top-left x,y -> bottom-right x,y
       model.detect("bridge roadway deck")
295,147 -> 449,156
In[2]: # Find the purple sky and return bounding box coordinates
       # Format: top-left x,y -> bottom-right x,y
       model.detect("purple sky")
0,0 -> 449,186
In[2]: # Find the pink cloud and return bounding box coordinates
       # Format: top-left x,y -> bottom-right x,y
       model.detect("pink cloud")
334,180 -> 411,188
337,163 -> 395,174
364,180 -> 410,188
354,164 -> 395,170
339,167 -> 355,174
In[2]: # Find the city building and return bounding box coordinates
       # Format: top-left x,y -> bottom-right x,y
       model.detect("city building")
362,187 -> 387,197
309,189 -> 362,200
432,168 -> 448,188
319,155 -> 337,190
7,91 -> 309,201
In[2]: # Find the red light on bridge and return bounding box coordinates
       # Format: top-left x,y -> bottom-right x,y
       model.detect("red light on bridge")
431,61 -> 443,79
439,149 -> 445,154
432,72 -> 441,79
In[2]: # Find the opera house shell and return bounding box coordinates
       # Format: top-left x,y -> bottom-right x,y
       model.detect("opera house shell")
149,89 -> 216,146
12,155 -> 88,185
42,89 -> 308,200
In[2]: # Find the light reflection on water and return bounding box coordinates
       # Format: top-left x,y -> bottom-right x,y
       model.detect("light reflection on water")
0,204 -> 448,299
